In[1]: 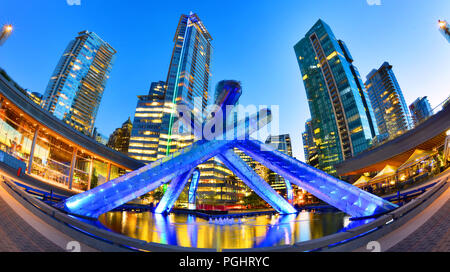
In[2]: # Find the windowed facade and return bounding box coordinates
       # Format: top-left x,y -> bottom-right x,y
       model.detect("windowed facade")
157,13 -> 212,158
265,134 -> 293,193
0,76 -> 139,193
129,81 -> 166,164
294,19 -> 378,175
42,31 -> 116,135
365,62 -> 412,141
409,97 -> 434,126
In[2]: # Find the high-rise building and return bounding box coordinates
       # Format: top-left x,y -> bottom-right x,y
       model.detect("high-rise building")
0,24 -> 13,46
302,119 -> 319,168
196,80 -> 246,206
409,97 -> 433,126
157,13 -> 212,159
438,20 -> 450,43
294,19 -> 378,174
107,118 -> 133,155
128,81 -> 166,164
27,91 -> 43,106
92,127 -> 108,145
265,134 -> 293,193
365,62 -> 412,140
42,31 -> 116,135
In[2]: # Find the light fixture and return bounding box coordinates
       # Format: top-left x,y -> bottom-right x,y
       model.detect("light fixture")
4,25 -> 13,32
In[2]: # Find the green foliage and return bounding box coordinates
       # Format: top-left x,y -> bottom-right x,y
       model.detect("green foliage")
243,191 -> 266,208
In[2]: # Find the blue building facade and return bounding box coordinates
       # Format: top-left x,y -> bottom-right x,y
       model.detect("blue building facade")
157,13 -> 213,158
365,62 -> 412,141
294,19 -> 378,174
43,31 -> 116,135
409,96 -> 434,126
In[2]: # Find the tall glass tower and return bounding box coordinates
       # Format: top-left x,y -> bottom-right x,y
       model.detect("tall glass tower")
365,62 -> 412,141
157,13 -> 213,158
43,31 -> 116,135
128,81 -> 166,164
294,19 -> 378,174
409,97 -> 434,126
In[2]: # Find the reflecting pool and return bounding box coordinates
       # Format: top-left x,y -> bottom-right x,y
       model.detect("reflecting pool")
99,211 -> 352,249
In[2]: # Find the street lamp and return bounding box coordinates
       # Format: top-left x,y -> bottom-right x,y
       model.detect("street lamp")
0,24 -> 13,46
438,19 -> 450,44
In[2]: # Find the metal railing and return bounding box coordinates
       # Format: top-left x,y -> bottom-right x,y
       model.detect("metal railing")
2,174 -> 448,252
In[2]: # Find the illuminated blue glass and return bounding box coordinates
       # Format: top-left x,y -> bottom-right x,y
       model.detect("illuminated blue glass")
60,104 -> 397,219
188,169 -> 200,205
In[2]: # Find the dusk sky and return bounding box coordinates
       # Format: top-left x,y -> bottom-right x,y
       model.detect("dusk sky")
0,0 -> 449,160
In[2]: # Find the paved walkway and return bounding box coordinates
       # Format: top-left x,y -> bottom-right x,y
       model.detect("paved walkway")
354,170 -> 450,252
0,171 -> 98,252
0,194 -> 62,252
388,198 -> 450,252
0,163 -> 76,197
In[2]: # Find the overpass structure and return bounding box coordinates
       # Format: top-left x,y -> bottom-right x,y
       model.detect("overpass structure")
59,83 -> 397,219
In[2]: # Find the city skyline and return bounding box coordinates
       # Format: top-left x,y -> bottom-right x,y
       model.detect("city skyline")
0,0 -> 449,161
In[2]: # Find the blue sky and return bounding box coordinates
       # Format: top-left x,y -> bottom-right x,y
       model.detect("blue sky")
0,0 -> 449,160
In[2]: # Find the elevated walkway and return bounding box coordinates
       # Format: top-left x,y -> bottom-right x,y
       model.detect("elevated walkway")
336,104 -> 450,176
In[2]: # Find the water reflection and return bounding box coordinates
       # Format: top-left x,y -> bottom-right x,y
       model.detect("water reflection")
99,211 -> 350,249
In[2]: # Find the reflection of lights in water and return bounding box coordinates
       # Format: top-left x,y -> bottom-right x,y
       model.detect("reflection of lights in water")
299,211 -> 309,221
343,216 -> 351,228
121,211 -> 127,233
100,211 -> 347,249
298,211 -> 311,242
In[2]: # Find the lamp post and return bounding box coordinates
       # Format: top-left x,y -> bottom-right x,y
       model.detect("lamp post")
438,20 -> 450,43
0,24 -> 13,46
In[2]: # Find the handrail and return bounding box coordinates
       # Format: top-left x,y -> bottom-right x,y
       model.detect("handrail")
383,181 -> 438,201
1,175 -> 448,252
1,178 -> 214,252
12,180 -> 67,201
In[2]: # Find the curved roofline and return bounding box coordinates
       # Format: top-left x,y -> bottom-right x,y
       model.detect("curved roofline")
0,69 -> 144,170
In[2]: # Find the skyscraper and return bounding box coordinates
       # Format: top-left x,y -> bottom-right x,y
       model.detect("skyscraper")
265,134 -> 293,193
302,119 -> 319,168
43,31 -> 116,135
409,97 -> 434,126
27,91 -> 43,106
294,19 -> 378,174
365,62 -> 412,140
157,13 -> 212,159
107,118 -> 133,155
128,81 -> 166,164
438,20 -> 450,43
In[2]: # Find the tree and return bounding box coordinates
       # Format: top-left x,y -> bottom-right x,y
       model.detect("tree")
243,192 -> 266,208
152,190 -> 164,202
